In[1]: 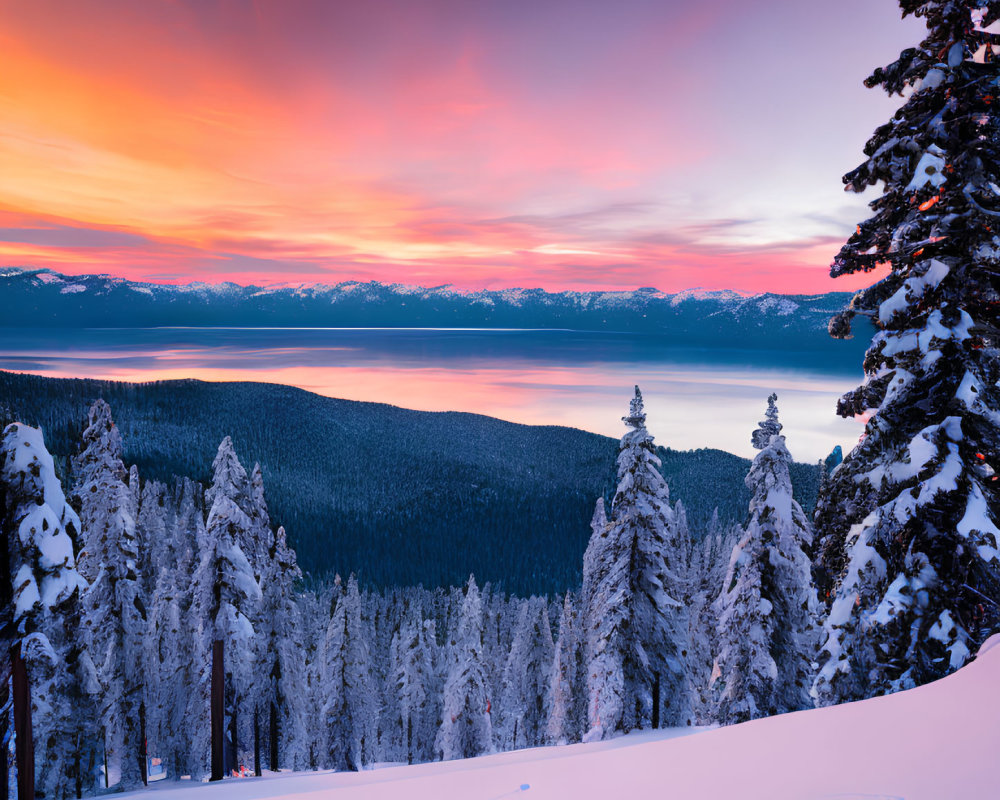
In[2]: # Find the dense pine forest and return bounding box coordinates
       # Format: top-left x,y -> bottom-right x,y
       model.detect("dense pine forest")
0,386 -> 807,796
0,371 -> 823,594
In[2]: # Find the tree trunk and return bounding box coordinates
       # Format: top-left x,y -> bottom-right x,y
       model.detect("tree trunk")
1,678 -> 8,800
406,716 -> 412,766
652,670 -> 661,729
253,708 -> 261,777
11,646 -> 34,800
102,727 -> 109,789
269,701 -> 278,772
74,731 -> 82,799
139,700 -> 148,786
229,696 -> 239,775
211,640 -> 224,782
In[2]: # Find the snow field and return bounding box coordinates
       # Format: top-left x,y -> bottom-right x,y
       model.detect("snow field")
120,635 -> 1000,800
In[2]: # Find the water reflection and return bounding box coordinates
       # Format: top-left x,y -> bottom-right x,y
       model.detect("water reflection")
0,327 -> 865,461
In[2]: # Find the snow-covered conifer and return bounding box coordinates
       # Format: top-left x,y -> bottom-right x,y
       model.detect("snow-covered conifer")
386,612 -> 437,764
1,422 -> 95,798
435,575 -> 493,761
321,575 -> 376,771
687,518 -> 741,723
498,596 -> 553,750
814,0 -> 1000,704
546,592 -> 583,745
74,400 -> 148,790
135,480 -> 170,600
583,387 -> 690,741
580,497 -> 608,624
256,524 -> 308,771
714,395 -> 816,724
189,437 -> 262,775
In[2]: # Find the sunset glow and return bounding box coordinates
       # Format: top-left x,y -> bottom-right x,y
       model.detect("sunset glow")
0,0 -> 920,291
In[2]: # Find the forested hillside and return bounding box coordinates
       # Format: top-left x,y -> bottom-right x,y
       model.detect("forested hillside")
0,371 -> 821,593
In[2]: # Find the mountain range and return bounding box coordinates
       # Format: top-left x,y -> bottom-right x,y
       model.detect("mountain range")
0,267 -> 863,353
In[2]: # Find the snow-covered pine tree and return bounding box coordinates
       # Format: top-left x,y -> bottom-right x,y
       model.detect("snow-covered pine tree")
479,585 -> 507,710
713,395 -> 816,724
386,611 -> 437,765
168,477 -> 203,778
545,592 -> 584,745
435,575 -> 494,761
814,0 -> 1000,704
143,480 -> 183,775
687,514 -> 741,724
583,387 -> 690,741
320,575 -> 376,771
256,524 -> 308,772
1,422 -> 94,799
247,463 -> 272,583
74,400 -> 148,790
190,437 -> 262,776
295,588 -> 326,771
135,480 -> 170,602
497,596 -> 553,750
580,497 -> 608,627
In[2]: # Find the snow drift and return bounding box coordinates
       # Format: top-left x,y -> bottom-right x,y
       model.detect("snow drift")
120,634 -> 999,800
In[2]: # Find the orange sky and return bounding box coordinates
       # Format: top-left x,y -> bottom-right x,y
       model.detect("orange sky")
0,0 -> 920,291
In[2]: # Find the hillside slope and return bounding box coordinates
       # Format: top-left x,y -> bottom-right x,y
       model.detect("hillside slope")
0,371 -> 821,593
114,638 -> 1000,799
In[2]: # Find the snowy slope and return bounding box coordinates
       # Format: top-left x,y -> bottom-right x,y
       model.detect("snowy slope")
123,636 -> 1000,800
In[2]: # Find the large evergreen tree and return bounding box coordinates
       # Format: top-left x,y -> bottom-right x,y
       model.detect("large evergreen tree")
386,611 -> 437,765
814,0 -> 1000,704
713,395 -> 816,724
74,401 -> 148,791
256,524 -> 308,772
583,387 -> 690,741
320,575 -> 376,771
1,422 -> 95,799
497,596 -> 553,750
435,575 -> 494,761
190,437 -> 261,776
545,592 -> 584,745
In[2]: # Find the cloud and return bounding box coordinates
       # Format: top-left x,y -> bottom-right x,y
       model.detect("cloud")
0,223 -> 151,248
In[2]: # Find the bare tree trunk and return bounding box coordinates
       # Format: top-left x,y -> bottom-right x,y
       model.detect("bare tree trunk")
229,695 -> 239,775
652,670 -> 661,729
139,701 -> 148,786
211,640 -> 224,782
102,728 -> 109,789
269,701 -> 278,772
253,709 -> 261,777
11,646 -> 33,800
1,670 -> 8,800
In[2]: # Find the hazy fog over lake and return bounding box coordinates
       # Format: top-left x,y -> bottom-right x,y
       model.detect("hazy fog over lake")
1,327 -> 865,462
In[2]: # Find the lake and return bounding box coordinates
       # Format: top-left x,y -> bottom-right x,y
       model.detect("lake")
0,327 -> 866,462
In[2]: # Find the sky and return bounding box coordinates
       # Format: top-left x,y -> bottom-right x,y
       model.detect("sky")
0,0 -> 924,292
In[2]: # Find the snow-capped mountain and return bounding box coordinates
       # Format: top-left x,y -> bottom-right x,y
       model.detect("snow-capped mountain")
0,267 -> 856,349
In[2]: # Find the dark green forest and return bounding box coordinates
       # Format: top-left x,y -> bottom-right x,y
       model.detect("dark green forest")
0,371 -> 822,594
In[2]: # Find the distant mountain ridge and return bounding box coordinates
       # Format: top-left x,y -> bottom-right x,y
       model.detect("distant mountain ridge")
0,267 -> 856,350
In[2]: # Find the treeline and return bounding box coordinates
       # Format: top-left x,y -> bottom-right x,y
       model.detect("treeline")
0,370 -> 823,595
0,393 -> 755,796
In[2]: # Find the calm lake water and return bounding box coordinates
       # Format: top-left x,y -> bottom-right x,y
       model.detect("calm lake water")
0,327 -> 866,462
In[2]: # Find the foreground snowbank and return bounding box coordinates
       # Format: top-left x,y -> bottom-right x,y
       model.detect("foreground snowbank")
129,636 -> 999,800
